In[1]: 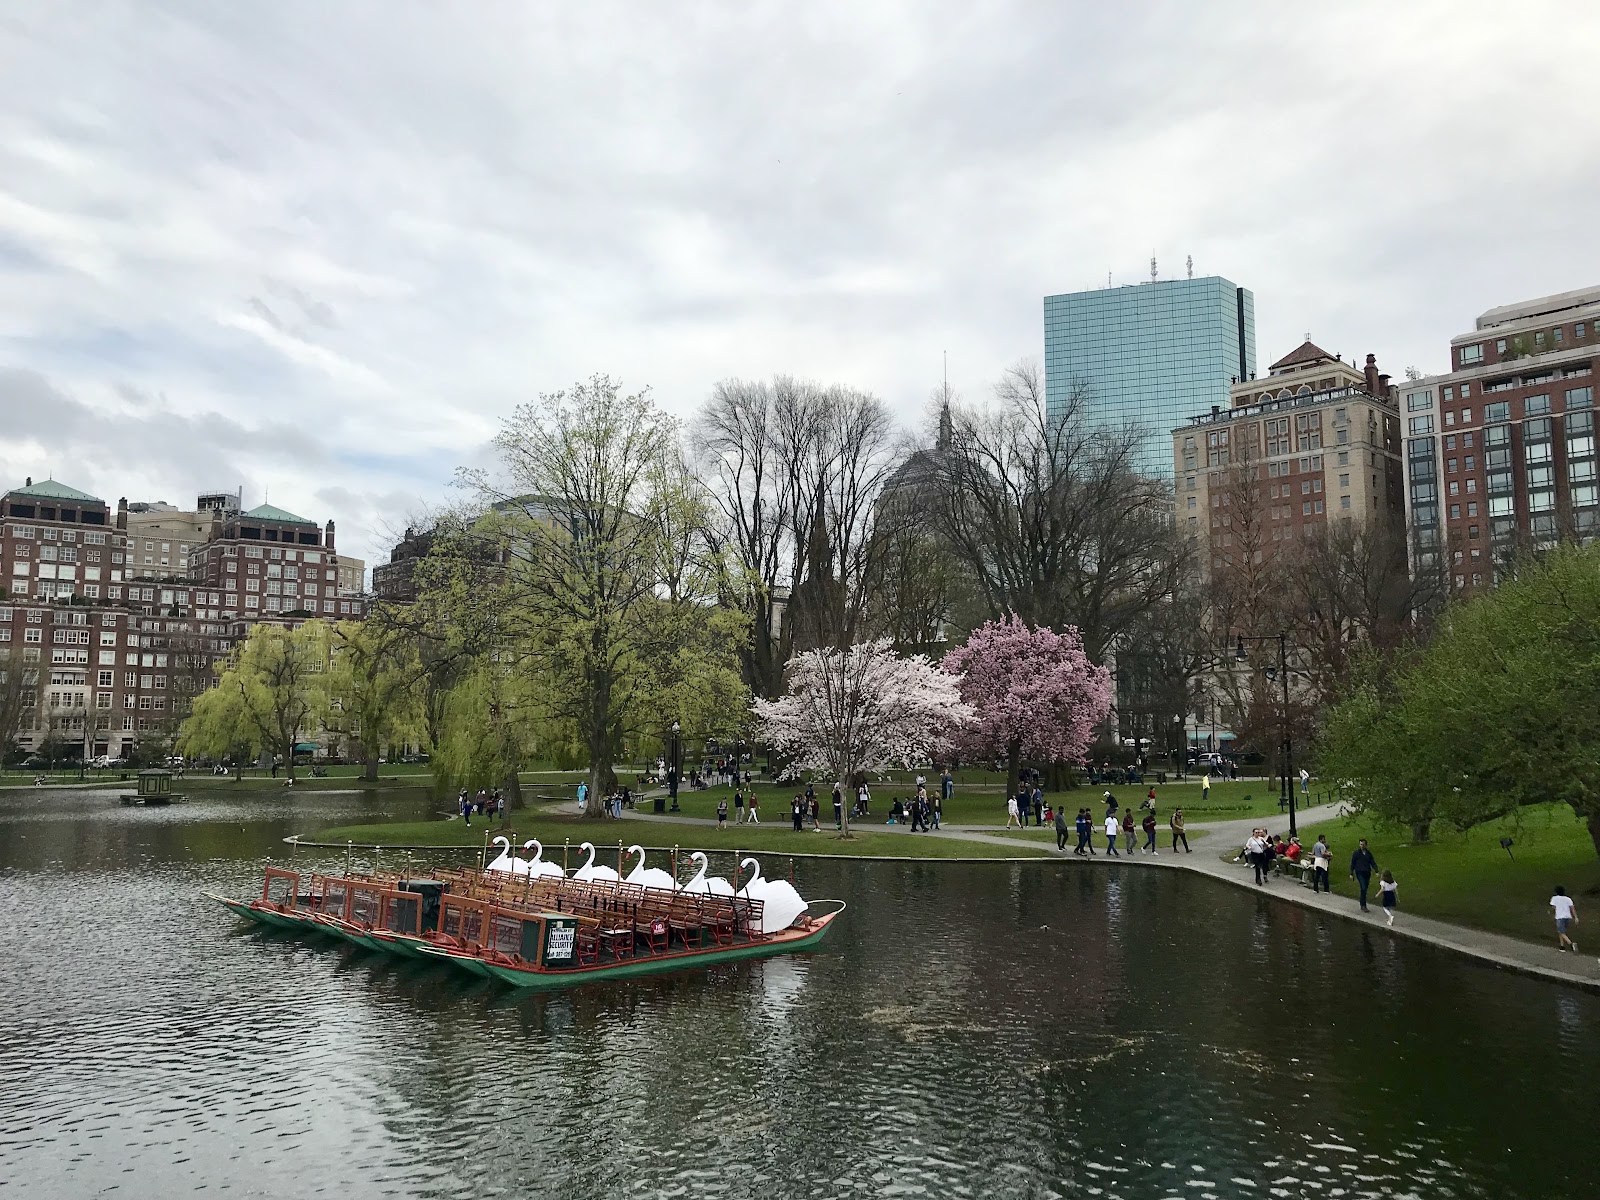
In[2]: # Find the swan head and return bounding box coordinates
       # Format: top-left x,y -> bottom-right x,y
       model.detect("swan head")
580,841 -> 595,855
627,844 -> 645,863
739,856 -> 763,884
522,839 -> 543,858
492,835 -> 510,849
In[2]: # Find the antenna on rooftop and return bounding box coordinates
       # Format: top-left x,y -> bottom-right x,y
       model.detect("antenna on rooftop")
1186,254 -> 1193,279
1107,270 -> 1112,289
1150,254 -> 1157,283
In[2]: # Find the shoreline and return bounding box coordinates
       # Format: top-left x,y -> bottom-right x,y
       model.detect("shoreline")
288,805 -> 1600,994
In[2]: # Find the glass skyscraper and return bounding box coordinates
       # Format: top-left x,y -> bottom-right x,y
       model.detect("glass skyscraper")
1044,276 -> 1256,477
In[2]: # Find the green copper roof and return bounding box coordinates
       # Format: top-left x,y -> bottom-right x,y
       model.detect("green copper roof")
11,479 -> 102,503
242,503 -> 316,526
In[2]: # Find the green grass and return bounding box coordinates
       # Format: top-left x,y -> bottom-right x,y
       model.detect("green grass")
1299,804 -> 1600,945
311,815 -> 1051,859
656,777 -> 1296,826
988,826 -> 1210,844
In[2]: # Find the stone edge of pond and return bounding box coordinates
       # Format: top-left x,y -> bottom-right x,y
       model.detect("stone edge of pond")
282,835 -> 1053,863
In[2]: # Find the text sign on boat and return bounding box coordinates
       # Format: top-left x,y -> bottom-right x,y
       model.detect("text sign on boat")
541,917 -> 579,966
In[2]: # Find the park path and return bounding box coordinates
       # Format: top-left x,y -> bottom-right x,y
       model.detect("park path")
610,793 -> 1600,993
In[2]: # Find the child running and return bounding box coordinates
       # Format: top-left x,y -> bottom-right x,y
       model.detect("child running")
1379,870 -> 1398,925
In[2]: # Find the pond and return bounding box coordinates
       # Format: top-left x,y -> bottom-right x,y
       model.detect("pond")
1,783 -> 1596,1199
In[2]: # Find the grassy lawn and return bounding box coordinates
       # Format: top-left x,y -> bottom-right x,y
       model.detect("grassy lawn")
311,815 -> 1051,859
655,777 -> 1296,826
988,826 -> 1210,844
1299,804 -> 1600,945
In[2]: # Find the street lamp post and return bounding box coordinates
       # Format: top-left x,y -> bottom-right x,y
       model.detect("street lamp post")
1234,633 -> 1295,837
667,721 -> 681,813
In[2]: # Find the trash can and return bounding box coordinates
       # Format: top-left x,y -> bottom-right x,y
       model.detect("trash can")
653,795 -> 666,813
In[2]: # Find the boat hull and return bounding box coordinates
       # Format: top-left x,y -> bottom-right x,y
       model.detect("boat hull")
477,911 -> 840,990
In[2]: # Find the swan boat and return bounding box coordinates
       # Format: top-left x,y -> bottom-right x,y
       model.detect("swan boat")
206,861 -> 844,991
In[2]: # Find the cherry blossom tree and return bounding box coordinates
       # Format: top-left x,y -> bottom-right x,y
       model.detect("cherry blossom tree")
942,616 -> 1112,790
754,639 -> 972,835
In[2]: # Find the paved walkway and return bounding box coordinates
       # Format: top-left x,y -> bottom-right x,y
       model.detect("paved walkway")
607,795 -> 1600,994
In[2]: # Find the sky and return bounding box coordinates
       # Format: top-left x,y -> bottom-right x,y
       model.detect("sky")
2,1 -> 1598,572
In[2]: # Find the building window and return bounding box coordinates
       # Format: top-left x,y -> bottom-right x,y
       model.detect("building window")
1461,384 -> 1472,398
1406,392 -> 1432,411
1340,496 -> 1351,510
1567,386 -> 1594,409
1484,402 -> 1509,423
1525,394 -> 1551,417
1459,344 -> 1484,366
1408,415 -> 1434,435
1535,331 -> 1546,348
1496,339 -> 1507,353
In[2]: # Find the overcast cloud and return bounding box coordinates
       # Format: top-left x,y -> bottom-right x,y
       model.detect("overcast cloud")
2,1 -> 1597,568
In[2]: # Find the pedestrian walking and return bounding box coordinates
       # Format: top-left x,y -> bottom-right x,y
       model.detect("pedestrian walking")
717,797 -> 728,829
1006,794 -> 1021,828
913,795 -> 929,832
734,786 -> 745,822
810,794 -> 822,831
1053,804 -> 1069,851
1245,830 -> 1269,885
1103,811 -> 1120,855
746,791 -> 760,824
1349,838 -> 1378,911
1299,767 -> 1310,795
833,783 -> 844,828
576,781 -> 587,812
1170,808 -> 1189,853
1141,811 -> 1158,854
1310,835 -> 1331,893
1379,870 -> 1398,924
1016,781 -> 1032,827
941,769 -> 954,805
1202,771 -> 1211,804
460,790 -> 472,827
792,794 -> 804,832
1551,885 -> 1580,952
1122,808 -> 1137,854
1032,785 -> 1044,828
857,781 -> 871,818
930,792 -> 942,830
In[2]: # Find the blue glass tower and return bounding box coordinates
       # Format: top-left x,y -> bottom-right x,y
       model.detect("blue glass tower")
1044,276 -> 1256,477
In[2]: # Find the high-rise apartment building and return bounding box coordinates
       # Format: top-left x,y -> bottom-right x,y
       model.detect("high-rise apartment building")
1045,275 -> 1256,476
1172,344 -> 1404,571
191,505 -> 363,620
1400,286 -> 1600,593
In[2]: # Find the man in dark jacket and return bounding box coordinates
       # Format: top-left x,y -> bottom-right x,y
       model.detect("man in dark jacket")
1054,805 -> 1069,851
1349,839 -> 1378,911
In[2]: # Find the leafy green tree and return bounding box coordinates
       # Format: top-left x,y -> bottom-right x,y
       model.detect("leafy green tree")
325,617 -> 424,781
457,375 -> 748,818
179,622 -> 330,780
1319,543 -> 1600,853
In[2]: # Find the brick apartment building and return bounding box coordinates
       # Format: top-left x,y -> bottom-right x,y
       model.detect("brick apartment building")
1,479 -> 363,761
1172,342 -> 1406,571
1401,286 -> 1600,593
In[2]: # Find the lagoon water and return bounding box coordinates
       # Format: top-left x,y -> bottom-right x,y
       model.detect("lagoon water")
1,783 -> 1597,1199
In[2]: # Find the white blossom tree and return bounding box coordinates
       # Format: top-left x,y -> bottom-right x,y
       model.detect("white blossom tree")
754,639 -> 972,835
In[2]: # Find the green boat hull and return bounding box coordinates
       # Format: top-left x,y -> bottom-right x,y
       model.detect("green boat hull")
477,916 -> 838,990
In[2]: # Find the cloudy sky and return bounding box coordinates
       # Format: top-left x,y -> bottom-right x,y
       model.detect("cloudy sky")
2,2 -> 1597,569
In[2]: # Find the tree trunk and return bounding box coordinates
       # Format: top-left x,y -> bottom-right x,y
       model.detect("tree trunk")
502,769 -> 523,811
363,750 -> 379,782
1410,820 -> 1431,844
1586,807 -> 1600,858
1005,737 -> 1022,803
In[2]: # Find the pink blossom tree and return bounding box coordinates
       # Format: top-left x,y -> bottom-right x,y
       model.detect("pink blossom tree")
942,616 -> 1112,792
754,639 -> 972,835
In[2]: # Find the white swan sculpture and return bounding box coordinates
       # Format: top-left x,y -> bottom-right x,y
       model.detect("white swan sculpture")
738,857 -> 809,934
485,835 -> 515,873
678,851 -> 734,896
520,839 -> 566,880
571,841 -> 621,883
624,845 -> 677,891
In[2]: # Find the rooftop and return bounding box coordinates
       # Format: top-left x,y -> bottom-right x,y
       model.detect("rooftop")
241,503 -> 316,526
1268,340 -> 1337,373
1474,285 -> 1600,333
8,478 -> 102,503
